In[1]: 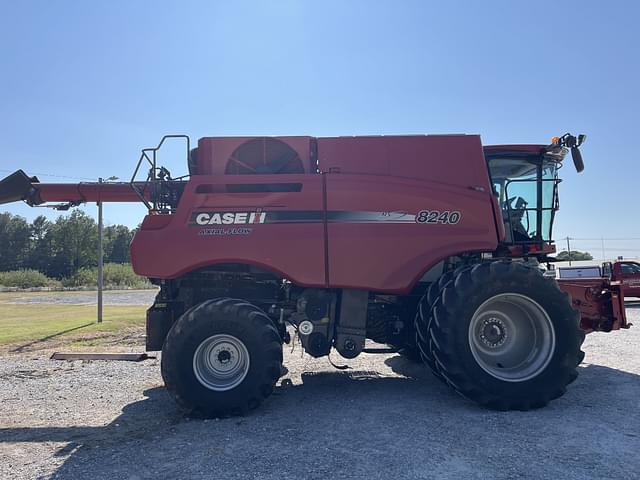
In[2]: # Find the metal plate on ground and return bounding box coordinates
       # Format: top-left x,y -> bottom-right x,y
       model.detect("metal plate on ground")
50,352 -> 152,362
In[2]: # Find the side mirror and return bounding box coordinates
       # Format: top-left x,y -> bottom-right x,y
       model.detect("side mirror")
577,134 -> 587,147
554,133 -> 586,173
571,147 -> 584,173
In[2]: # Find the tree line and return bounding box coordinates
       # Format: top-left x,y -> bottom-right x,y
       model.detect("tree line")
0,210 -> 135,279
555,250 -> 593,261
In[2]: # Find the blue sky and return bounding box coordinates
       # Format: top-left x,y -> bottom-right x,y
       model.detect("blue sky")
1,1 -> 638,257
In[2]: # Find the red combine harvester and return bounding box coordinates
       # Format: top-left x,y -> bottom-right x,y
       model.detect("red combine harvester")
0,133 -> 628,416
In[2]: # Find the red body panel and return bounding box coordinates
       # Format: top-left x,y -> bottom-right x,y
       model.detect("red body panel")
324,174 -> 497,293
130,135 -> 500,294
318,135 -> 491,183
131,174 -> 327,287
320,135 -> 496,293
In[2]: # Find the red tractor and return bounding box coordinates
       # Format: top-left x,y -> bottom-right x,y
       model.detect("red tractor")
0,132 -> 628,416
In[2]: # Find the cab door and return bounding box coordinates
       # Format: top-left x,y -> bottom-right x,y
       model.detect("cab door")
618,262 -> 640,296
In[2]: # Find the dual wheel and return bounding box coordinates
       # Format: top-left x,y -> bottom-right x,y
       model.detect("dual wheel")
415,261 -> 585,410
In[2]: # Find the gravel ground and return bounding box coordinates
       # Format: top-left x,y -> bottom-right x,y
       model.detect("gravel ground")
0,306 -> 638,480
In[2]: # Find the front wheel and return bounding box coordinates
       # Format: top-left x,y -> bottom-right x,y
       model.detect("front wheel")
429,261 -> 584,410
161,298 -> 283,417
415,265 -> 471,380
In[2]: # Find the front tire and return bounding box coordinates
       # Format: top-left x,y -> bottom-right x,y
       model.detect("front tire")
415,266 -> 470,380
161,298 -> 283,417
429,261 -> 584,410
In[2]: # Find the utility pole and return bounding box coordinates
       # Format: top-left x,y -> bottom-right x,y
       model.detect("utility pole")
97,177 -> 103,323
566,236 -> 572,266
601,237 -> 606,261
96,176 -> 117,324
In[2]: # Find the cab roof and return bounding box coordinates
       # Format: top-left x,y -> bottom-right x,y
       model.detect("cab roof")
483,144 -> 547,154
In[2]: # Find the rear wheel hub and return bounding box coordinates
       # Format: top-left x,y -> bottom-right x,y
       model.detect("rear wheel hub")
468,294 -> 556,382
480,318 -> 507,347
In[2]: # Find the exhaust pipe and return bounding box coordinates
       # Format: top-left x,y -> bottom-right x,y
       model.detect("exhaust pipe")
0,170 -> 42,205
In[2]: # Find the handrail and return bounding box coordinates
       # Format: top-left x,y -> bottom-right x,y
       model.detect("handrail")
130,135 -> 191,212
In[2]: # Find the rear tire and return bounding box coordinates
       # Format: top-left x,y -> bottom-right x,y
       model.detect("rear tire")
161,298 -> 283,417
429,261 -> 584,410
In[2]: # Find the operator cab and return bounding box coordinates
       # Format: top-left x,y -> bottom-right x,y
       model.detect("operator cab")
485,149 -> 560,245
484,133 -> 585,253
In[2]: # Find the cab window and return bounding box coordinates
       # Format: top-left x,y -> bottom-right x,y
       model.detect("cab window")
620,263 -> 640,274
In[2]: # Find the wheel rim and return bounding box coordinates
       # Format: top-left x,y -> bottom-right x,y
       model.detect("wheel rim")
468,293 -> 555,382
193,334 -> 250,391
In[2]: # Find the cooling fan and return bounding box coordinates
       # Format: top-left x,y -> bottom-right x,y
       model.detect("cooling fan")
225,138 -> 305,175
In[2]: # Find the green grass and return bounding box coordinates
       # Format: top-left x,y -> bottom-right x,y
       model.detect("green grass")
0,293 -> 146,349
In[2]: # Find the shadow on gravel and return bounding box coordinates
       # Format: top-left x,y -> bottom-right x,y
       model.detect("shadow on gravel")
9,322 -> 94,353
1,359 -> 639,479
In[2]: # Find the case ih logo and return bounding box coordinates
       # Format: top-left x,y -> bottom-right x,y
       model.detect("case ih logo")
192,211 -> 267,226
